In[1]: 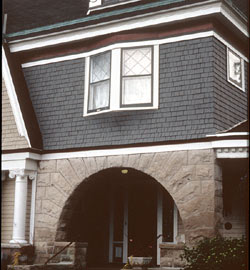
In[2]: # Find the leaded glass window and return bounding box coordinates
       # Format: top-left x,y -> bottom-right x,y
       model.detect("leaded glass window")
88,51 -> 111,112
121,47 -> 153,106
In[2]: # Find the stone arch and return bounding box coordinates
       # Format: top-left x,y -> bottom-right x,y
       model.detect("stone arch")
36,148 -> 220,248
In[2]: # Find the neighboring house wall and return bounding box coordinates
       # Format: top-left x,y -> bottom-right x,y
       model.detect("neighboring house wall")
213,39 -> 248,131
1,178 -> 15,243
2,78 -> 29,150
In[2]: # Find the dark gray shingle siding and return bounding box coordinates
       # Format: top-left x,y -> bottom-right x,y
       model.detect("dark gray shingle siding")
23,37 -> 246,150
213,38 -> 248,132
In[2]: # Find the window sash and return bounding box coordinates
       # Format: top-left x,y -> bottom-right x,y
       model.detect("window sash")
88,51 -> 111,112
121,47 -> 153,107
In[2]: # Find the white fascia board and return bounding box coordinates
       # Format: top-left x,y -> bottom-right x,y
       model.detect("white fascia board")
211,139 -> 248,149
216,150 -> 248,159
22,30 -> 248,68
2,152 -> 41,161
2,47 -> 31,147
10,0 -> 248,53
1,140 -> 248,162
206,132 -> 249,137
2,159 -> 38,171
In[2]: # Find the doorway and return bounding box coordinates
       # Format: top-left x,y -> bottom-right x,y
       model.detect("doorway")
65,168 -> 176,267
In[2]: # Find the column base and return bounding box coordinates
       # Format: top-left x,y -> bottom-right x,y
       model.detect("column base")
9,239 -> 28,244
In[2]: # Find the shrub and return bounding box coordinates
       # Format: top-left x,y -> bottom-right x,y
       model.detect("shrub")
180,236 -> 247,270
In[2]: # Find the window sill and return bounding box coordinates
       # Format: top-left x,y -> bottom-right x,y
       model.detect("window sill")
83,106 -> 158,117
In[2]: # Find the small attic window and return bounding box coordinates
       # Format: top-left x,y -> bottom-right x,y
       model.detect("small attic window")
227,48 -> 245,91
89,0 -> 139,10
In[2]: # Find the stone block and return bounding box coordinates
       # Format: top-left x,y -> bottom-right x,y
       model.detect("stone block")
51,173 -> 73,197
35,213 -> 58,228
187,149 -> 213,165
37,173 -> 51,187
57,159 -> 80,186
69,158 -> 88,182
42,200 -> 61,216
95,156 -> 108,172
196,165 -> 213,181
107,155 -> 123,168
183,211 -> 215,231
127,154 -> 141,169
38,160 -> 57,173
36,187 -> 46,199
83,157 -> 98,177
46,185 -> 67,207
174,181 -> 201,204
137,153 -> 155,172
159,151 -> 188,182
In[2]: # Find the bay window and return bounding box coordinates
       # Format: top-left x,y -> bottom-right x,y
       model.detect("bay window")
84,45 -> 159,116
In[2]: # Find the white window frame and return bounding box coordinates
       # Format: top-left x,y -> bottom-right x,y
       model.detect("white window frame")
84,44 -> 159,116
89,0 -> 142,11
227,47 -> 245,92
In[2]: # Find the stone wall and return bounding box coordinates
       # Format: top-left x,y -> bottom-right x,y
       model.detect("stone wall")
33,149 -> 223,264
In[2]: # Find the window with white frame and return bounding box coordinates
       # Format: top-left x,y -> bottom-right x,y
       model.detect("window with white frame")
84,45 -> 159,116
121,47 -> 153,107
227,48 -> 245,91
88,51 -> 111,112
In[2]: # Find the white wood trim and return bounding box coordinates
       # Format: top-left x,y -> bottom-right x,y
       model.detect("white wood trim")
2,47 -> 31,147
89,0 -> 102,9
157,186 -> 163,266
10,0 -> 248,53
216,147 -> 248,159
109,187 -> 114,263
206,132 -> 249,137
2,140 -> 248,163
226,47 -> 245,92
83,45 -> 159,116
88,0 -> 142,13
21,31 -> 248,68
29,175 -> 37,244
123,188 -> 128,263
173,204 -> 178,243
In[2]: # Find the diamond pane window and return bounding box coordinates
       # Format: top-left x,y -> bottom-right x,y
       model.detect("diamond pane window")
88,51 -> 111,111
121,47 -> 152,107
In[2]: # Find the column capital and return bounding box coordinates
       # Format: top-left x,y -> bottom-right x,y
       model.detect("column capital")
9,169 -> 37,180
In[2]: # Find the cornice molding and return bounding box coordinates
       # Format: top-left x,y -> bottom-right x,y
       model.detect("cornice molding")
8,0 -> 248,53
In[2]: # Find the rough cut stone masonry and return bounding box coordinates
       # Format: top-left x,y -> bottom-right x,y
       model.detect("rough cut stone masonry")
34,149 -> 223,266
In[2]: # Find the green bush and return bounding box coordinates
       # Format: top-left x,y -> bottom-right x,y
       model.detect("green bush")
180,236 -> 247,270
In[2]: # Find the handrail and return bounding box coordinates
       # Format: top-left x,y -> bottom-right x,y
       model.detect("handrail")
44,242 -> 73,265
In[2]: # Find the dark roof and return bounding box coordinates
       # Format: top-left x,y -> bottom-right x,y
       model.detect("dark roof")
3,0 -> 89,34
3,0 -> 248,41
5,0 -> 247,41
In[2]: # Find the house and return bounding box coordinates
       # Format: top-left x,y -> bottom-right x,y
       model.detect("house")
1,0 -> 249,268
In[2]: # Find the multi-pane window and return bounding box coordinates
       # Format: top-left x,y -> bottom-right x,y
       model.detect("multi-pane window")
84,45 -> 158,116
121,47 -> 153,107
88,51 -> 111,112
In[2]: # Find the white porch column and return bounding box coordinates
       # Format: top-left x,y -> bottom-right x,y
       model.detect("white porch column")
9,169 -> 36,244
